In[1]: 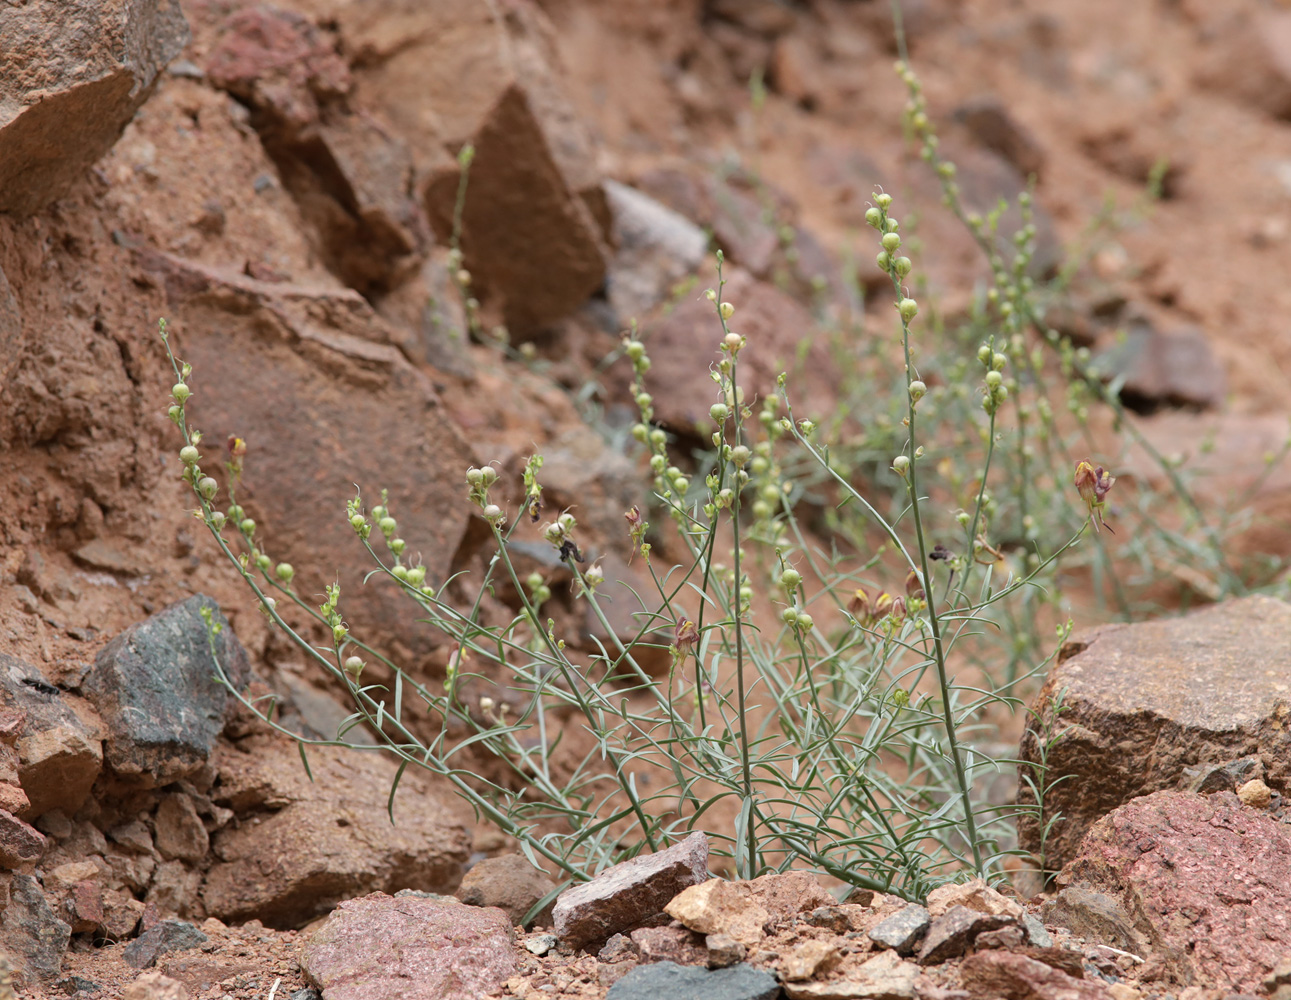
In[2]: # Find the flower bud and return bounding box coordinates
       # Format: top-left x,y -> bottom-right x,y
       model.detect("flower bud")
985,370 -> 1003,388
977,344 -> 992,365
344,656 -> 364,678
898,298 -> 919,321
881,232 -> 902,252
723,332 -> 743,351
255,551 -> 271,570
904,568 -> 925,601
350,513 -> 366,530
705,288 -> 718,302
908,380 -> 926,401
710,403 -> 730,423
780,568 -> 802,590
197,476 -> 218,500
892,455 -> 910,476
378,516 -> 397,536
371,505 -> 388,521
632,423 -> 649,443
179,445 -> 200,465
876,250 -> 891,271
795,612 -> 814,631
171,382 -> 192,404
625,340 -> 646,361
719,301 -> 735,320
893,256 -> 912,277
167,405 -> 182,423
483,504 -> 505,523
275,562 -> 295,583
240,518 -> 257,536
730,445 -> 752,467
992,352 -> 1007,371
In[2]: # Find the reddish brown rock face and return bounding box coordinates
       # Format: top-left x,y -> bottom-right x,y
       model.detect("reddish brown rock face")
1018,595 -> 1291,871
1057,790 -> 1291,991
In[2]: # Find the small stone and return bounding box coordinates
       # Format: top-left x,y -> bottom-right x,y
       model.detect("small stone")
604,960 -> 781,1000
1041,886 -> 1147,956
1108,985 -> 1142,1000
1021,912 -> 1053,948
1186,757 -> 1263,795
598,934 -> 637,963
455,852 -> 557,927
782,950 -> 920,1000
153,793 -> 210,863
525,932 -> 558,956
926,879 -> 1023,919
706,933 -> 747,969
917,907 -> 1013,966
1,874 -> 71,982
57,975 -> 102,995
780,939 -> 841,981
630,925 -> 708,966
289,990 -> 321,1000
665,879 -> 769,947
122,970 -> 190,1000
805,906 -> 860,933
868,904 -> 930,956
123,920 -> 209,969
553,832 -> 710,950
1237,778 -> 1273,808
747,871 -> 835,927
974,926 -> 1026,951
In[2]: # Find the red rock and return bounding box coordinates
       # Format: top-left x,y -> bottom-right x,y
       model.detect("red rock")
1057,790 -> 1291,991
748,871 -> 836,928
0,0 -> 190,215
628,924 -> 708,966
0,807 -> 45,867
553,832 -> 710,950
1196,11 -> 1291,120
1019,595 -> 1291,871
961,951 -> 1111,1000
953,96 -> 1046,179
455,852 -> 558,928
301,892 -> 516,1000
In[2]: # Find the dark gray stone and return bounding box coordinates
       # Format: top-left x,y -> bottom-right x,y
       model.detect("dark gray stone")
916,906 -> 1013,966
605,961 -> 781,1000
0,874 -> 71,983
57,975 -> 102,994
82,595 -> 249,785
867,904 -> 930,956
1185,756 -> 1263,795
1022,911 -> 1053,948
289,991 -> 322,1000
122,919 -> 208,969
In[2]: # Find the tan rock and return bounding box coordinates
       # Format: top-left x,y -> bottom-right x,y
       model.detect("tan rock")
123,970 -> 189,1000
664,878 -> 768,947
15,726 -> 101,820
153,793 -> 210,863
781,938 -> 843,981
925,878 -> 1023,919
1108,984 -> 1142,1000
783,949 -> 920,1000
1237,778 -> 1273,808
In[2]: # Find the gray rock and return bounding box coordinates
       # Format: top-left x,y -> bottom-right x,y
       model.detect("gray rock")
1021,911 -> 1052,948
0,0 -> 191,215
289,991 -> 322,1000
1184,755 -> 1263,794
867,904 -> 930,956
554,832 -> 710,951
916,906 -> 1013,966
1092,322 -> 1225,412
605,961 -> 781,1000
526,933 -> 558,956
1040,886 -> 1147,956
1019,595 -> 1291,871
0,874 -> 71,983
122,919 -> 209,969
82,595 -> 249,786
604,179 -> 708,322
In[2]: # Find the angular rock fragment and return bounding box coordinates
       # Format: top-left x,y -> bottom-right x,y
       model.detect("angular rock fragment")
0,875 -> 70,984
0,0 -> 190,215
605,960 -> 781,1000
123,920 -> 208,969
604,179 -> 709,322
0,810 -> 45,868
917,906 -> 1014,966
665,878 -> 769,947
629,925 -> 708,966
960,951 -> 1111,1000
455,853 -> 558,928
82,595 -> 247,786
554,832 -> 710,950
868,904 -> 931,956
782,949 -> 920,1000
1019,595 -> 1291,871
301,893 -> 516,1000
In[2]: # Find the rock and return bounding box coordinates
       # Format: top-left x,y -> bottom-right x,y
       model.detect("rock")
747,871 -> 836,928
82,595 -> 248,786
1018,595 -> 1291,871
0,810 -> 44,867
1183,756 -> 1263,795
953,96 -> 1046,179
637,268 -> 839,434
1040,887 -> 1146,956
146,860 -> 203,919
604,179 -> 709,323
202,737 -> 471,927
706,933 -> 747,969
122,970 -> 190,1000
604,960 -> 781,1000
525,933 -> 558,956
1236,778 -> 1272,808
781,939 -> 842,981
868,904 -> 931,956
1022,912 -> 1053,948
805,905 -> 871,933
123,920 -> 208,970
960,951 -> 1111,1000
1058,790 -> 1291,991
0,655 -> 104,820
0,0 -> 190,216
629,925 -> 709,966
153,793 -> 210,863
454,852 -> 558,927
665,879 -> 769,947
917,907 -> 1014,966
102,888 -> 145,941
0,874 -> 70,983
301,893 -> 516,1000
782,950 -> 921,1000
0,264 -> 19,385
1197,11 -> 1291,120
974,926 -> 1027,951
46,866 -> 104,934
926,879 -> 1023,919
553,831 -> 710,950
1091,323 -> 1224,412
153,257 -> 474,652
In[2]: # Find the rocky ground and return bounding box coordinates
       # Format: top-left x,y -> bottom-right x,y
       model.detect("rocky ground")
3,0 -> 1291,998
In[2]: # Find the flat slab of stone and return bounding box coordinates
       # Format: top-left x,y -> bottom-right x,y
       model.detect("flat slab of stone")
554,832 -> 710,951
1056,790 -> 1291,992
300,893 -> 516,1000
605,960 -> 781,1000
1018,595 -> 1291,869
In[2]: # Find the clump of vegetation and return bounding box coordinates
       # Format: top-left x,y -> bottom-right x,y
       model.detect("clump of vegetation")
160,56 -> 1279,910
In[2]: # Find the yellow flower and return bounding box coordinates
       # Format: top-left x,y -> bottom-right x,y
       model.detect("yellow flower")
1074,459 -> 1115,534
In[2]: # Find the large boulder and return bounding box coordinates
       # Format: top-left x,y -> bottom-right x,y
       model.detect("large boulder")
81,595 -> 248,787
202,736 -> 471,927
0,0 -> 189,215
1018,595 -> 1291,872
1050,790 -> 1291,991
